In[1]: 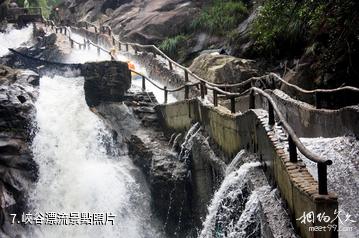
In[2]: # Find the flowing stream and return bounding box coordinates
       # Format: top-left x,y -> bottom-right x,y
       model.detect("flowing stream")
28,74 -> 164,238
299,136 -> 359,237
0,24 -> 33,57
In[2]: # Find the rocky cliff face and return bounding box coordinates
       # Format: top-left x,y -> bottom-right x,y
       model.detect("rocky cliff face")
59,0 -> 204,44
0,65 -> 38,237
93,91 -> 194,237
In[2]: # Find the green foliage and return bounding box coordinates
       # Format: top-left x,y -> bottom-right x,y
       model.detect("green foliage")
251,0 -> 359,85
159,35 -> 188,59
251,0 -> 326,56
191,0 -> 248,35
15,0 -> 60,17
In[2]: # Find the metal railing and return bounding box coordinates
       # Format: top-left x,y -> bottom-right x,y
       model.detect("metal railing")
46,20 -> 334,196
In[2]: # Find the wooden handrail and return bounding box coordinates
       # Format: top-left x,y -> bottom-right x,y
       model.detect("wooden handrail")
269,73 -> 359,94
93,22 -> 359,96
48,21 -> 334,195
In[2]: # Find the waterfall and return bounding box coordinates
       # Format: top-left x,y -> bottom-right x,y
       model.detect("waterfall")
199,162 -> 261,238
28,74 -> 164,238
0,24 -> 33,57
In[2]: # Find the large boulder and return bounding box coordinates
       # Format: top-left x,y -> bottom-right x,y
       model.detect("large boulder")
81,61 -> 131,107
189,53 -> 259,84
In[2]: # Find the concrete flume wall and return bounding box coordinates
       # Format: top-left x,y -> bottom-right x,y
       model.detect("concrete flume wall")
157,99 -> 338,238
224,90 -> 359,138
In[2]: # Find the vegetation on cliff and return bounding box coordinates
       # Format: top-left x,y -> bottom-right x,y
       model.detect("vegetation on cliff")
159,34 -> 188,60
158,0 -> 358,87
15,0 -> 60,17
159,0 -> 249,63
251,0 -> 358,86
191,0 -> 248,36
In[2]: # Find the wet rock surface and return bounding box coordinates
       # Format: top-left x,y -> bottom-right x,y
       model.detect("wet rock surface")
82,61 -> 131,107
94,91 -> 193,237
0,64 -> 38,237
59,0 -> 203,44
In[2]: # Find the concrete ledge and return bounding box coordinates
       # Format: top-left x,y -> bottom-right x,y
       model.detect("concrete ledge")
156,99 -> 338,238
225,90 -> 359,138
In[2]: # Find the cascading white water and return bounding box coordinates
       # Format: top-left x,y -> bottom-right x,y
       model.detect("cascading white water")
63,32 -> 112,63
29,74 -> 164,238
199,162 -> 261,238
0,24 -> 33,57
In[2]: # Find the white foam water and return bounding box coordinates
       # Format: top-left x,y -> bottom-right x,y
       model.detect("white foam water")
299,136 -> 359,237
29,75 -> 164,238
63,33 -> 112,63
199,162 -> 261,238
0,24 -> 33,57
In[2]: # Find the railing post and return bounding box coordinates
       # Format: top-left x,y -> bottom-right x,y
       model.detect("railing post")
55,28 -> 58,33
185,84 -> 189,100
70,39 -> 74,48
64,27 -> 67,35
85,23 -> 88,30
112,36 -> 116,45
164,86 -> 168,104
268,99 -> 275,126
184,70 -> 189,82
200,82 -> 205,99
94,26 -> 98,33
249,89 -> 255,109
83,39 -> 87,49
108,27 -> 112,36
169,61 -> 173,70
60,27 -> 63,34
126,44 -> 129,52
288,135 -> 298,163
97,47 -> 100,56
79,44 -> 82,50
230,97 -> 236,114
213,90 -> 218,107
318,163 -> 328,195
315,91 -> 321,109
153,52 -> 157,58
135,48 -> 138,55
118,42 -> 121,51
142,76 -> 146,91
